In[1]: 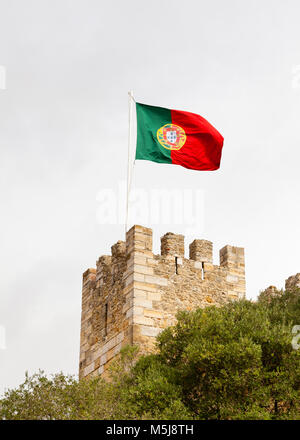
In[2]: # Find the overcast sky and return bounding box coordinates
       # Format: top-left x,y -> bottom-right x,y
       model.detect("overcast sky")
1,0 -> 300,395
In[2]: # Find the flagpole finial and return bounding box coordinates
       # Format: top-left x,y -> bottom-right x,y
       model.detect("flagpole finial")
128,90 -> 136,102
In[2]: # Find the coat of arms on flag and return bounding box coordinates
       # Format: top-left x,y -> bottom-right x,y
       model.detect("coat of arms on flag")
157,124 -> 186,151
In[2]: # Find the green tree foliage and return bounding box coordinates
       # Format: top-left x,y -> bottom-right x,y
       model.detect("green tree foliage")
0,347 -> 141,420
1,289 -> 300,420
151,294 -> 300,419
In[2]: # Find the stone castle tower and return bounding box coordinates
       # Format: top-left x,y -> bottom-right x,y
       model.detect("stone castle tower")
79,225 -> 246,379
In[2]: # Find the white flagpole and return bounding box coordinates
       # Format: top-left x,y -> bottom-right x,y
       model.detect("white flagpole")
125,90 -> 135,235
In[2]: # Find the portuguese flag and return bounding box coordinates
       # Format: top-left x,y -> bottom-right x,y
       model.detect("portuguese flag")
135,103 -> 224,171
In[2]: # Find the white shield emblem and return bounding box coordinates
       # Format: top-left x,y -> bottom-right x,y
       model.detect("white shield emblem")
167,130 -> 177,144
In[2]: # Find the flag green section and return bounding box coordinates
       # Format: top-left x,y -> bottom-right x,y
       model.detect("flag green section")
135,103 -> 172,164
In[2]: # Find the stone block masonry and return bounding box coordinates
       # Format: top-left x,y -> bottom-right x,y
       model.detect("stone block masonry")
79,225 -> 246,379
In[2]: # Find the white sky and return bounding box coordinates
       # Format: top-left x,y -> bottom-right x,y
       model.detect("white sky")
0,0 -> 300,395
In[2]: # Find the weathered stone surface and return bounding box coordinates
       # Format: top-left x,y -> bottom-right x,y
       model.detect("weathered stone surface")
189,239 -> 213,263
134,298 -> 153,308
144,309 -> 163,318
285,273 -> 300,290
133,315 -> 154,326
258,286 -> 281,303
161,232 -> 184,257
79,225 -> 246,379
83,362 -> 95,376
147,291 -> 162,301
140,326 -> 162,337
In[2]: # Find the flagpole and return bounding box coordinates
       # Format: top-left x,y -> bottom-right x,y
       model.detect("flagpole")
125,90 -> 134,236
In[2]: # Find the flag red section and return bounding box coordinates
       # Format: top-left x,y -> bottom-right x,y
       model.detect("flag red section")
171,109 -> 224,171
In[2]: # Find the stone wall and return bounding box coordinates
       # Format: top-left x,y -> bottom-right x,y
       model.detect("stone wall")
261,273 -> 300,302
285,273 -> 300,290
258,285 -> 282,302
79,225 -> 246,379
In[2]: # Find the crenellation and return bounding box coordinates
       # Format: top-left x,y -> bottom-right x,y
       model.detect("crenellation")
285,273 -> 300,290
96,256 -> 112,283
126,225 -> 153,256
79,225 -> 246,379
82,268 -> 96,286
111,240 -> 126,279
259,285 -> 281,302
220,245 -> 244,269
161,232 -> 184,257
189,239 -> 213,263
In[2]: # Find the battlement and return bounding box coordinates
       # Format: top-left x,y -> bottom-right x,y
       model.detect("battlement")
261,273 -> 300,303
79,225 -> 246,379
285,273 -> 300,290
87,225 -> 244,272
